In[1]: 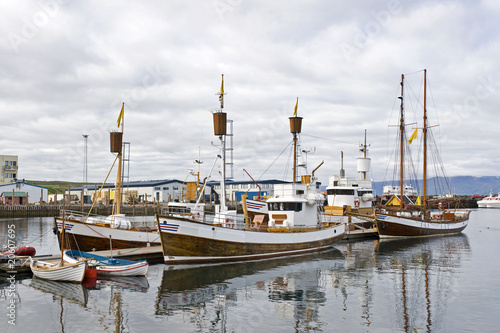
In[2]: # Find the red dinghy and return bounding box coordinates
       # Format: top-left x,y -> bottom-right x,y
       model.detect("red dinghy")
3,246 -> 36,256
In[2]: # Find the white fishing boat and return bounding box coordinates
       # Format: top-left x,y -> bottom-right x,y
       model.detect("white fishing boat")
325,133 -> 375,218
323,134 -> 378,238
372,70 -> 470,238
477,191 -> 500,208
156,77 -> 345,264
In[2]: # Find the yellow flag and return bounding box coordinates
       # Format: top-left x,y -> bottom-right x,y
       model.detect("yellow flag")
408,128 -> 418,144
117,103 -> 124,127
219,74 -> 224,102
415,194 -> 421,206
293,97 -> 298,116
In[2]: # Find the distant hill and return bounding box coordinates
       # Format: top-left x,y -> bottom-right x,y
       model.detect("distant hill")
27,180 -> 101,195
372,176 -> 500,196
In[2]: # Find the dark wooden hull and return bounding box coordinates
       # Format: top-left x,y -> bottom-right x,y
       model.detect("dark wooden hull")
157,216 -> 345,264
375,213 -> 469,238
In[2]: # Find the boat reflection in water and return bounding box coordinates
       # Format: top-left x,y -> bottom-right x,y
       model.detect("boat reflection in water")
96,276 -> 150,293
155,234 -> 471,332
29,275 -> 149,332
374,234 -> 471,333
156,249 -> 345,331
30,277 -> 89,307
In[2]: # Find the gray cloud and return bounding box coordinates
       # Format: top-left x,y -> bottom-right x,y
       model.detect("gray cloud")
0,0 -> 498,187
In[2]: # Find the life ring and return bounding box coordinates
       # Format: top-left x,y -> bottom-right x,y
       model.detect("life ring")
354,199 -> 360,208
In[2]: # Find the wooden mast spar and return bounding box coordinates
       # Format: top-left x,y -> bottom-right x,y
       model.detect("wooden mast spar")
423,69 -> 427,210
289,97 -> 302,184
214,74 -> 227,214
111,103 -> 124,215
399,74 -> 405,209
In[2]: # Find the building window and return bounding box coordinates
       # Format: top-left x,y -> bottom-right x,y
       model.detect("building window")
13,161 -> 16,166
154,187 -> 161,190
163,187 -> 169,190
173,187 -> 178,190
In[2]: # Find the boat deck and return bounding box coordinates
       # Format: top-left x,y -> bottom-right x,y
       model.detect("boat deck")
342,227 -> 378,240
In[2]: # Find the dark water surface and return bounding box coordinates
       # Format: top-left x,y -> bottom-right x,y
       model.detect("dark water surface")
1,209 -> 499,332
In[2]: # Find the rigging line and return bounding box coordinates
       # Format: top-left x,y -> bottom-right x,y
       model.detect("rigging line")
257,140 -> 293,180
300,133 -> 358,146
426,76 -> 441,130
403,69 -> 426,76
21,228 -> 54,246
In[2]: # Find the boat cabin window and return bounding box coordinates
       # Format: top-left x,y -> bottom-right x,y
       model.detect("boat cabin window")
327,189 -> 355,195
358,190 -> 373,196
167,206 -> 191,214
268,202 -> 302,212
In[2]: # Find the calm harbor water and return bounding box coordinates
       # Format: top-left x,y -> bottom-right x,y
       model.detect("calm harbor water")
1,209 -> 499,332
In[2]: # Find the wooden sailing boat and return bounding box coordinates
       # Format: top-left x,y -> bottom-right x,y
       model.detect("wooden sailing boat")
54,104 -> 160,251
373,70 -> 470,238
30,198 -> 88,283
156,76 -> 345,264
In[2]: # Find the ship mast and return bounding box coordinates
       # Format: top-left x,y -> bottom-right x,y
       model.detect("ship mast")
113,103 -> 125,215
399,74 -> 405,209
214,74 -> 227,211
360,129 -> 368,180
423,69 -> 428,209
289,97 -> 302,184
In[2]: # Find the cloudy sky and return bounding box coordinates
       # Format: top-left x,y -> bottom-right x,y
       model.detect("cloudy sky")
1,0 -> 498,187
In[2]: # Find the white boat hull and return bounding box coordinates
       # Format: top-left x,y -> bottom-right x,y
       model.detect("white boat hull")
30,259 -> 87,283
96,262 -> 149,277
477,197 -> 500,208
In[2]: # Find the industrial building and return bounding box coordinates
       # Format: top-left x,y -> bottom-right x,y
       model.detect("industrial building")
67,179 -> 189,204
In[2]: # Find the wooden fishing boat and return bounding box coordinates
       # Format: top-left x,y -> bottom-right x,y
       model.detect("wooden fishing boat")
372,70 -> 470,238
29,258 -> 87,283
54,104 -> 160,252
156,77 -> 345,264
63,250 -> 149,277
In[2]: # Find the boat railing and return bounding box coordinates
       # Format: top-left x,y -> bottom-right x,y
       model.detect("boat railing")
60,210 -> 106,222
